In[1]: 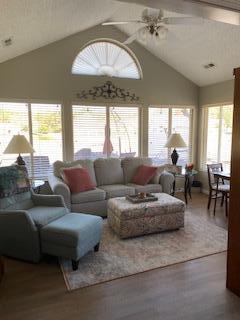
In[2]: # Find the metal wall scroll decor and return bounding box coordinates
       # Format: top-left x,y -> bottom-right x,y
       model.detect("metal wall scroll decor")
76,81 -> 140,102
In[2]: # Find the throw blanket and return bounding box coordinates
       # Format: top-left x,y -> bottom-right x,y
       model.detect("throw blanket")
0,165 -> 30,198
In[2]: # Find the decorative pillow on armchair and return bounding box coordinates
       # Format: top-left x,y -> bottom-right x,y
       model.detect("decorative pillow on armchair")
132,165 -> 157,186
61,167 -> 96,193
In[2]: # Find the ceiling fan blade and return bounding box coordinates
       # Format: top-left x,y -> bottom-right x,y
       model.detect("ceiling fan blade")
123,32 -> 138,45
163,17 -> 203,25
102,21 -> 131,25
102,20 -> 144,26
117,0 -> 240,25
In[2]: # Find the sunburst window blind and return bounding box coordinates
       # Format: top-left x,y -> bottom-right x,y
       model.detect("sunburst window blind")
201,104 -> 233,171
148,106 -> 193,165
72,105 -> 139,159
0,103 -> 29,167
72,40 -> 142,79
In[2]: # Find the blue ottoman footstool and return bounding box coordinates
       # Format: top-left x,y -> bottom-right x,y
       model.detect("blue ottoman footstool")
40,213 -> 103,270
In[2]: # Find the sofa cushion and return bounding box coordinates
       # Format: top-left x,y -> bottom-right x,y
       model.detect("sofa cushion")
98,184 -> 135,199
40,213 -> 103,248
27,206 -> 67,228
71,188 -> 106,204
61,167 -> 96,194
127,183 -> 162,194
132,165 -> 157,185
94,158 -> 124,186
121,157 -> 152,184
53,160 -> 97,186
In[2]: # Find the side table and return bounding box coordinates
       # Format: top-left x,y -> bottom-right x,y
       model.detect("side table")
168,166 -> 198,204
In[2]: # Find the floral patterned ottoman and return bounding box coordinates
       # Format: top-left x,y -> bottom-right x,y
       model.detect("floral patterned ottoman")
107,193 -> 185,238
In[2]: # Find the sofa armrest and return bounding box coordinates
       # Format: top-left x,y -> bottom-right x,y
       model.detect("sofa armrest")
0,210 -> 41,262
31,192 -> 67,209
48,174 -> 71,209
159,171 -> 175,194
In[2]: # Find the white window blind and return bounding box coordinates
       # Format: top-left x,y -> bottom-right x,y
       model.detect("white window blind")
148,107 -> 193,165
110,106 -> 139,158
172,108 -> 192,165
202,104 -> 233,171
0,103 -> 29,167
29,104 -> 63,179
73,106 -> 107,160
72,105 -> 139,159
0,102 -> 63,179
148,108 -> 169,165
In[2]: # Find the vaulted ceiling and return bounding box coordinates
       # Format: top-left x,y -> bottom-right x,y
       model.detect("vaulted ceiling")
0,0 -> 239,86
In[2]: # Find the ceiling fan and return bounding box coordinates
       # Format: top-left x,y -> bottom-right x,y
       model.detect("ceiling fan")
102,8 -> 201,45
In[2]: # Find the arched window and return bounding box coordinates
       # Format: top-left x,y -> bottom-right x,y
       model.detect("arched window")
72,39 -> 142,80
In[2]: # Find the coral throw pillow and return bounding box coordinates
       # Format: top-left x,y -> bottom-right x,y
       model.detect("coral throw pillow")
132,165 -> 157,186
61,167 -> 96,193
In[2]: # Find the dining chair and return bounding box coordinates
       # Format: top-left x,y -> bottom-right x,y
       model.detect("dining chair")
207,163 -> 230,216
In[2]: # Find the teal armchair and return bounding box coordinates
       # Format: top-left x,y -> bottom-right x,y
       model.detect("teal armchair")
0,165 -> 68,263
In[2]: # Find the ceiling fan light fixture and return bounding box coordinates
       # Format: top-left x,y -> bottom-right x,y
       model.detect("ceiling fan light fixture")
157,26 -> 168,40
137,27 -> 148,44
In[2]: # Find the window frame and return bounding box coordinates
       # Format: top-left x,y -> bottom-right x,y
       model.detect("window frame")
71,103 -> 142,160
147,105 -> 195,165
200,102 -> 233,171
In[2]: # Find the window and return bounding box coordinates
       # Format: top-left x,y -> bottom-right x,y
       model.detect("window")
72,39 -> 142,79
148,107 -> 193,165
110,107 -> 139,157
73,105 -> 139,160
73,106 -> 107,160
0,103 -> 29,167
202,104 -> 233,171
30,104 -> 63,179
0,102 -> 63,179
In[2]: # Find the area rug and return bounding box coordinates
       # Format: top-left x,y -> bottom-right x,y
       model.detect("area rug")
60,211 -> 227,291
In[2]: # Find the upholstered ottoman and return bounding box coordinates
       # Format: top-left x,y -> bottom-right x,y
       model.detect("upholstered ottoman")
107,193 -> 185,239
40,213 -> 103,270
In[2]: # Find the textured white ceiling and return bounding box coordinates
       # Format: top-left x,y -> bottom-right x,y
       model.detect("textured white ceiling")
112,3 -> 240,86
0,0 -> 120,63
0,0 -> 239,86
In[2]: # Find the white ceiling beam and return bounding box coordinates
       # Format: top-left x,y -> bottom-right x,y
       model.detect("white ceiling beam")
117,0 -> 240,25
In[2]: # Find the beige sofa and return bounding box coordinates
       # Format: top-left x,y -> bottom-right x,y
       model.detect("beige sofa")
48,157 -> 174,217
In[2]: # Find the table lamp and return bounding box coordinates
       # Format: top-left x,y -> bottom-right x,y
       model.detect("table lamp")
164,133 -> 187,165
3,134 -> 35,165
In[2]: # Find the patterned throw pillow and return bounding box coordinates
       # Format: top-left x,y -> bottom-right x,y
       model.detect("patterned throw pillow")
0,165 -> 30,198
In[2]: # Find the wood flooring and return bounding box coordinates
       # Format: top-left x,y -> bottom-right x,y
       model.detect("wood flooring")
1,193 -> 240,320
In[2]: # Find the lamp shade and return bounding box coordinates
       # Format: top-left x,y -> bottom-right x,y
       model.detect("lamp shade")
4,135 -> 35,154
164,133 -> 187,148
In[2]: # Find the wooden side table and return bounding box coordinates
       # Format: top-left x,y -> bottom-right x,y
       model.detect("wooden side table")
167,166 -> 198,204
0,256 -> 4,283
